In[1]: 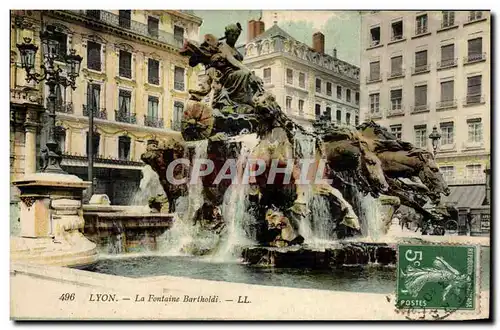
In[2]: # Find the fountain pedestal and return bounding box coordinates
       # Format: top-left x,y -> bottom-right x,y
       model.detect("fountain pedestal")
11,173 -> 98,267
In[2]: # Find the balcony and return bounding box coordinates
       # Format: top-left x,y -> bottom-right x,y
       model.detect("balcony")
367,111 -> 382,120
413,26 -> 430,38
464,53 -> 487,64
67,10 -> 183,48
55,102 -> 74,114
368,40 -> 381,49
83,105 -> 107,119
436,99 -> 457,110
62,152 -> 143,167
174,81 -> 185,91
87,58 -> 102,72
411,104 -> 429,113
463,94 -> 485,106
437,58 -> 457,69
366,75 -> 382,84
387,69 -> 405,79
119,67 -> 132,79
390,34 -> 404,42
115,110 -> 137,124
148,76 -> 160,85
412,64 -> 430,75
171,120 -> 182,131
440,20 -> 457,30
144,115 -> 164,128
387,106 -> 405,117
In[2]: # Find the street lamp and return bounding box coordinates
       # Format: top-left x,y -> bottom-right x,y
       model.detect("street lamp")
428,125 -> 441,156
16,25 -> 82,174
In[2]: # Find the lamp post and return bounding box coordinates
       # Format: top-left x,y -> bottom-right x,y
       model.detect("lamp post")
16,25 -> 82,174
428,125 -> 441,157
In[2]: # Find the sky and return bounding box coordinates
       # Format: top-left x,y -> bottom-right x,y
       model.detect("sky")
192,10 -> 361,66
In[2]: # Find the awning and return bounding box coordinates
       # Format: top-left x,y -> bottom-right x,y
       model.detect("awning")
61,158 -> 144,171
441,184 -> 486,208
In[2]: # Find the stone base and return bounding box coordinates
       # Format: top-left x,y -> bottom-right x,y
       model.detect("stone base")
10,232 -> 98,268
242,243 -> 396,269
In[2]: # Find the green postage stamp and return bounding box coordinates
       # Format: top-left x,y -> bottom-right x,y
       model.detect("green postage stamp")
397,244 -> 477,310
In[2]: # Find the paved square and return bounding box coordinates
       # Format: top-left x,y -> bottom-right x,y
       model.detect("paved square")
397,244 -> 476,310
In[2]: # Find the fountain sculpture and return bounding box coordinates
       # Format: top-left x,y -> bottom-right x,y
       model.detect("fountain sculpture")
140,23 -> 450,259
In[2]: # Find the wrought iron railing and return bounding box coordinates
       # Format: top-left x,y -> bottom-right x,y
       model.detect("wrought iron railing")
83,104 -> 107,119
468,11 -> 483,22
387,107 -> 405,117
87,58 -> 101,71
366,74 -> 381,83
441,20 -> 455,28
388,69 -> 405,79
119,66 -> 132,79
115,110 -> 137,124
144,115 -> 164,128
464,52 -> 486,64
174,81 -> 185,91
67,10 -> 183,48
55,102 -> 74,114
415,26 -> 428,36
411,104 -> 429,113
436,99 -> 457,109
148,76 -> 160,85
412,64 -> 430,74
171,120 -> 182,131
391,34 -> 403,41
438,58 -> 457,68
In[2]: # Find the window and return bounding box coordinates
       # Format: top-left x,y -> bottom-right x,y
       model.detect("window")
86,132 -> 100,157
52,29 -> 67,61
391,89 -> 402,110
119,10 -> 131,29
86,83 -> 101,113
442,11 -> 455,28
467,118 -> 482,143
346,112 -> 351,125
148,16 -> 159,38
355,92 -> 359,105
117,89 -> 132,122
173,101 -> 184,131
390,124 -> 402,139
440,80 -> 454,103
263,68 -> 271,83
415,50 -> 428,72
286,96 -> 292,111
118,136 -> 131,160
391,56 -> 403,76
119,50 -> 132,78
174,66 -> 185,90
346,89 -> 351,102
440,44 -> 455,67
415,14 -> 428,35
87,41 -> 101,71
414,85 -> 427,108
326,82 -> 332,96
148,59 -> 160,85
315,104 -> 321,120
440,166 -> 455,183
54,126 -> 66,153
369,61 -> 380,81
337,86 -> 342,99
315,78 -> 322,93
324,107 -> 332,121
467,38 -> 483,62
174,26 -> 184,43
440,122 -> 454,145
336,109 -> 342,124
469,11 -> 483,21
298,99 -> 304,115
286,68 -> 293,85
147,96 -> 159,118
391,21 -> 403,40
54,84 -> 64,112
414,125 -> 427,148
369,93 -> 380,113
466,165 -> 482,182
299,72 -> 306,88
467,75 -> 482,103
370,26 -> 380,46
355,115 -> 359,126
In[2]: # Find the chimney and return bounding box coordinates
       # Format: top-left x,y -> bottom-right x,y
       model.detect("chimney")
255,20 -> 265,38
333,48 -> 337,59
247,20 -> 256,43
312,32 -> 325,54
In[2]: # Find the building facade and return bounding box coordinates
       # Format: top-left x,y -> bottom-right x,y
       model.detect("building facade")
239,21 -> 360,129
360,11 -> 490,191
10,10 -> 202,204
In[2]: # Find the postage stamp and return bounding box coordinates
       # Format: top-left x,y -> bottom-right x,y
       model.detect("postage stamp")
397,244 -> 477,311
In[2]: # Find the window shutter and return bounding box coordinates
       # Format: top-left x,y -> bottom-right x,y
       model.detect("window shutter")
467,76 -> 482,95
441,44 -> 454,61
415,85 -> 427,105
440,81 -> 454,101
415,50 -> 427,66
391,89 -> 402,99
468,38 -> 482,56
369,61 -> 380,79
391,56 -> 402,74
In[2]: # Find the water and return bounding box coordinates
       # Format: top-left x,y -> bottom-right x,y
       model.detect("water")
131,165 -> 165,206
356,190 -> 384,240
81,246 -> 491,293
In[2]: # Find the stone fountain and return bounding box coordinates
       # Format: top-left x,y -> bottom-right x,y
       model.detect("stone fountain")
138,23 -> 451,267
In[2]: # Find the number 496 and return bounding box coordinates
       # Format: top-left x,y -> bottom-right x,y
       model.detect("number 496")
59,293 -> 75,301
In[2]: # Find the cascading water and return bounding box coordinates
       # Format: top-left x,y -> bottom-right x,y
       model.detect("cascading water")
131,165 -> 166,206
355,190 -> 384,241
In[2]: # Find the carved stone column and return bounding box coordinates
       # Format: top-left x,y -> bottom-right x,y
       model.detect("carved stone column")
23,108 -> 41,174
